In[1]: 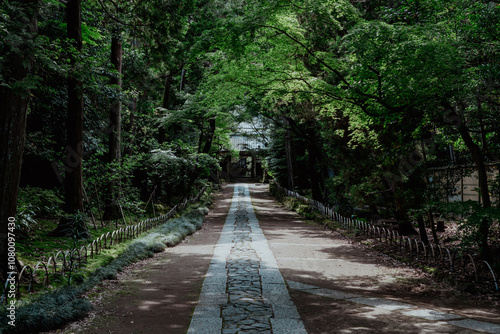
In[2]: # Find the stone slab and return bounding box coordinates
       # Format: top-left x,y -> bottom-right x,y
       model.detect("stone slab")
187,318 -> 222,334
271,319 -> 308,334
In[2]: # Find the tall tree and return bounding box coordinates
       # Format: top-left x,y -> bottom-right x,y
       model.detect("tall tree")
0,0 -> 39,280
64,0 -> 84,215
103,29 -> 123,220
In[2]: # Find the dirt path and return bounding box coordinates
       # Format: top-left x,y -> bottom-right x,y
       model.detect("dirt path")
45,184 -> 500,334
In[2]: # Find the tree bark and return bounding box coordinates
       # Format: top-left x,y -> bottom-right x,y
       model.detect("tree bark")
201,117 -> 216,154
416,215 -> 430,245
0,0 -> 38,281
103,32 -> 123,220
64,0 -> 84,214
283,117 -> 296,191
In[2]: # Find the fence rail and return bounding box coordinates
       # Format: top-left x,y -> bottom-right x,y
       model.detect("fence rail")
1,186 -> 207,303
273,182 -> 499,292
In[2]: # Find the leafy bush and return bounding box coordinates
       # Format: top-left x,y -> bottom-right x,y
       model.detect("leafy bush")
17,186 -> 64,217
15,187 -> 64,238
437,201 -> 500,253
14,207 -> 38,239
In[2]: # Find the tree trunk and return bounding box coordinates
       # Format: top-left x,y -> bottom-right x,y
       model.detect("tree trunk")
124,96 -> 137,157
158,74 -> 172,144
64,0 -> 84,215
179,68 -> 186,91
306,124 -> 324,202
0,0 -> 38,281
428,209 -> 439,245
283,118 -> 296,190
51,0 -> 90,238
416,215 -> 430,245
451,109 -> 491,258
103,32 -> 123,220
201,117 -> 216,154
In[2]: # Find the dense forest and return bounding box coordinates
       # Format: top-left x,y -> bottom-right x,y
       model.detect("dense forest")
1,0 -> 500,287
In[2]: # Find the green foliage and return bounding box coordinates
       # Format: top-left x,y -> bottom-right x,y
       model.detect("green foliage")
13,207 -> 37,239
437,201 -> 500,253
5,0 -> 500,310
15,187 -> 64,238
265,125 -> 289,185
17,186 -> 64,217
0,286 -> 93,334
141,210 -> 205,249
147,144 -> 219,196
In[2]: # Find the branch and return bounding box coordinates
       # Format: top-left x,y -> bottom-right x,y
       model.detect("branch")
260,24 -> 351,87
96,0 -> 146,27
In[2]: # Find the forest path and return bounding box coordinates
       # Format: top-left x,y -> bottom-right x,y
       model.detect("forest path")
47,184 -> 500,334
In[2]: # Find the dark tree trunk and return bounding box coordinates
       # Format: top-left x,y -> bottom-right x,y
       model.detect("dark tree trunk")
201,118 -> 216,154
0,0 -> 38,281
283,117 -> 296,191
162,74 -> 173,109
306,124 -> 324,202
184,116 -> 217,197
64,0 -> 84,214
103,33 -> 123,220
51,0 -> 90,238
294,138 -> 309,191
179,68 -> 186,91
416,215 -> 429,245
158,74 -> 172,144
428,209 -> 439,245
449,107 -> 491,258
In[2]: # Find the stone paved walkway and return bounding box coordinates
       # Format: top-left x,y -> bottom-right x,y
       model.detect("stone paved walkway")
188,184 -> 307,334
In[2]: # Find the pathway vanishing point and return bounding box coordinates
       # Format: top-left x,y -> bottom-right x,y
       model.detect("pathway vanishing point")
188,184 -> 307,334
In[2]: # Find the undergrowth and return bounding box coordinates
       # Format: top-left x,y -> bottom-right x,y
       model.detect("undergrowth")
0,190 -> 213,334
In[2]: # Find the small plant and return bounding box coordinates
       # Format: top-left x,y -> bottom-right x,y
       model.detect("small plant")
50,211 -> 91,239
14,207 -> 38,239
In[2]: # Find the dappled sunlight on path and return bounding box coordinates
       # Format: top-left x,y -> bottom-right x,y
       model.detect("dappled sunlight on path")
46,184 -> 500,334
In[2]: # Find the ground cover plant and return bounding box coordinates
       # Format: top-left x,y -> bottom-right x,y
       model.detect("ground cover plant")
0,188 -> 214,334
